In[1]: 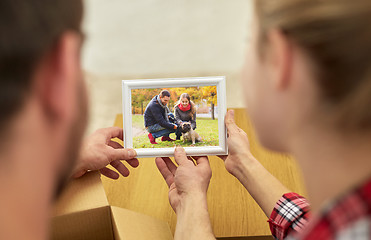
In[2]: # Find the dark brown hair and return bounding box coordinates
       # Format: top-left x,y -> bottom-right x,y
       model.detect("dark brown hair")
255,0 -> 371,130
160,90 -> 171,98
0,0 -> 83,130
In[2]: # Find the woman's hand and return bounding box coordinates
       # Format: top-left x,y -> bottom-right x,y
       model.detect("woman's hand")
72,127 -> 139,179
219,110 -> 254,178
219,110 -> 290,217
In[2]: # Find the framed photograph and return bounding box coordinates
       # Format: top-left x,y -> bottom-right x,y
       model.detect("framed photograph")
122,76 -> 227,158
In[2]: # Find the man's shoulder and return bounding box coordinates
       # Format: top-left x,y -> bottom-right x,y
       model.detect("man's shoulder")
149,100 -> 160,108
148,97 -> 159,107
147,100 -> 163,114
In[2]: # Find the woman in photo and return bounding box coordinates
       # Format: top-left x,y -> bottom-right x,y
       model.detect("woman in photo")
174,93 -> 197,140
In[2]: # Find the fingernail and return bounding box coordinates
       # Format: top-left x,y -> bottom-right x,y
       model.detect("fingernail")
128,149 -> 136,158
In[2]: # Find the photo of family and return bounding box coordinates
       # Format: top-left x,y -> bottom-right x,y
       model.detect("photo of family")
131,86 -> 219,148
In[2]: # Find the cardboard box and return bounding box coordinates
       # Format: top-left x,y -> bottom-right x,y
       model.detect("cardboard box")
51,171 -> 173,240
51,171 -> 272,240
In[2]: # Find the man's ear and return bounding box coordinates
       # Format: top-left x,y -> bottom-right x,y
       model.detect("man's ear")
265,29 -> 293,90
35,31 -> 82,123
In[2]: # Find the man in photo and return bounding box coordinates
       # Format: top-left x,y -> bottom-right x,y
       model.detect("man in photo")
144,90 -> 178,144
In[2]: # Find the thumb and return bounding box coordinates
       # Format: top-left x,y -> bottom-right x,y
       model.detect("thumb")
173,146 -> 191,166
108,148 -> 137,162
225,110 -> 240,134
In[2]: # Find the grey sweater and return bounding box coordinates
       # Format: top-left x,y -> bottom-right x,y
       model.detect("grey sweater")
174,105 -> 197,130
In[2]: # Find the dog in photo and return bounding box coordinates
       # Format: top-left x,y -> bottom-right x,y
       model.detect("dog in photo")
180,122 -> 202,145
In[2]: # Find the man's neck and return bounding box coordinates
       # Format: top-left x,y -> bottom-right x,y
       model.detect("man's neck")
290,125 -> 371,214
0,107 -> 56,240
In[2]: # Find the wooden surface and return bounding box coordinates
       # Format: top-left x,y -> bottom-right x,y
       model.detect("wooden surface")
101,108 -> 306,238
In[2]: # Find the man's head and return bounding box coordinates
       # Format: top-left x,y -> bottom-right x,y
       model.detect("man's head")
159,90 -> 171,106
0,0 -> 87,198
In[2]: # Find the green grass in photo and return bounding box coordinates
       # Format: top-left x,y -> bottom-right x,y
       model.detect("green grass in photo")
132,114 -> 144,129
131,114 -> 219,148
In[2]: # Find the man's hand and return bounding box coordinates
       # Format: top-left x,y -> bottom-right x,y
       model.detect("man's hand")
72,127 -> 139,179
219,110 -> 253,178
155,146 -> 211,213
156,146 -> 215,240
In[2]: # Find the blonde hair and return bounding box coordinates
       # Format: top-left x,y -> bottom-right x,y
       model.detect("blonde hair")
255,0 -> 371,130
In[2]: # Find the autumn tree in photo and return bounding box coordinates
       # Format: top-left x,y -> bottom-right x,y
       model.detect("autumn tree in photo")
172,87 -> 202,103
200,86 -> 217,120
131,86 -> 218,118
131,88 -> 159,114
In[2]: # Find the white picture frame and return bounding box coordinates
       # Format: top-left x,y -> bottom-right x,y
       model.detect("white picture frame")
122,76 -> 227,158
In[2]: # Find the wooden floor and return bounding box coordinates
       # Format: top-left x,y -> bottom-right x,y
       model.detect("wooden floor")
101,108 -> 306,238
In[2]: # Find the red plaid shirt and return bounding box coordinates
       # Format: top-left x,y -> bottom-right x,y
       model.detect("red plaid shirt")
268,178 -> 371,239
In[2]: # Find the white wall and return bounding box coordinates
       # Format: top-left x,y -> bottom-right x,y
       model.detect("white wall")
82,0 -> 254,132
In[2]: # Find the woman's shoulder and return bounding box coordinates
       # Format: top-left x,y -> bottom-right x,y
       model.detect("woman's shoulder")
191,101 -> 196,107
190,101 -> 197,113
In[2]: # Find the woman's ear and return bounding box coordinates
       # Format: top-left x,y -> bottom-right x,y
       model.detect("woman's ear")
265,29 -> 293,90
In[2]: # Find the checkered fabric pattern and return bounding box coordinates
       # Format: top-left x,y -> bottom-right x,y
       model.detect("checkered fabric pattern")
268,178 -> 371,240
268,192 -> 311,239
